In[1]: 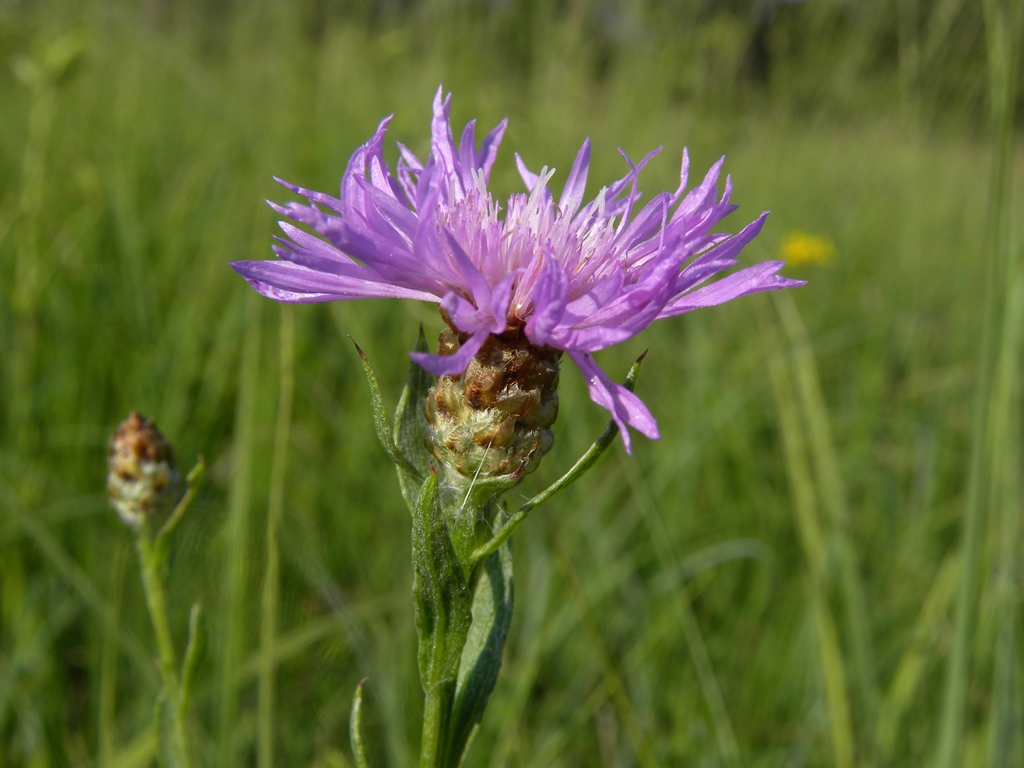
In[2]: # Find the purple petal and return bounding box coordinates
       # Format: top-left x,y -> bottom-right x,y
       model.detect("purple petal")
410,328 -> 490,376
274,178 -> 346,217
477,118 -> 508,179
548,323 -> 637,352
441,292 -> 494,334
515,153 -> 540,192
489,271 -> 518,326
237,283 -> 349,304
431,88 -> 460,193
443,231 -> 493,315
525,255 -> 569,346
570,351 -> 660,453
231,260 -> 440,302
459,119 -> 478,180
558,139 -> 591,218
673,148 -> 691,199
672,156 -> 723,223
277,222 -> 357,265
268,200 -> 345,244
563,270 -> 626,319
659,261 -> 806,318
671,213 -> 768,295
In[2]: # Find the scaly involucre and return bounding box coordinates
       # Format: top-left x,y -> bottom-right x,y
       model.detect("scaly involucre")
232,88 -> 803,450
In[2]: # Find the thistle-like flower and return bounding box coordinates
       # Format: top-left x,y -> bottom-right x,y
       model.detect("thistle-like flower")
232,88 -> 803,472
107,412 -> 181,527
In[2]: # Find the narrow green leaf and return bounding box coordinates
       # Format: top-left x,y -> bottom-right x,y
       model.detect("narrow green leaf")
350,679 -> 370,768
394,326 -> 435,509
180,602 -> 202,714
411,471 -> 473,688
158,455 -> 206,540
447,542 -> 514,766
351,338 -> 423,483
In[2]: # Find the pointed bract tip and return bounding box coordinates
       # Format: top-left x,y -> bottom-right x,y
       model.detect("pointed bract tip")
348,335 -> 367,360
636,349 -> 649,364
357,677 -> 368,689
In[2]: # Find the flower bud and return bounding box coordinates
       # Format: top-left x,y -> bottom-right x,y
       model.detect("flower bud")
425,326 -> 560,491
107,412 -> 181,528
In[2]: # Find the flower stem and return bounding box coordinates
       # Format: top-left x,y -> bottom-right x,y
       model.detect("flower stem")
935,0 -> 1022,764
136,529 -> 193,768
418,681 -> 454,768
218,295 -> 262,768
258,307 -> 296,768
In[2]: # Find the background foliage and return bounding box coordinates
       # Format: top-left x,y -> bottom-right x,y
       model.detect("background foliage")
0,0 -> 1020,766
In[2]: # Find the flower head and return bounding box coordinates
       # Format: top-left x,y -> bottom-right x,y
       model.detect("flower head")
232,88 -> 803,451
780,230 -> 835,266
107,412 -> 181,527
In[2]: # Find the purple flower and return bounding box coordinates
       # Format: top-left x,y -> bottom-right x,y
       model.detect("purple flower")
232,88 -> 803,451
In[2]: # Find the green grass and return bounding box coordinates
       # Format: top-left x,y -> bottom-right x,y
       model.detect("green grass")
0,1 -> 1019,766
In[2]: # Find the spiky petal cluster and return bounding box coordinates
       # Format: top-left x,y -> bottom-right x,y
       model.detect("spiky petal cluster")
232,89 -> 803,450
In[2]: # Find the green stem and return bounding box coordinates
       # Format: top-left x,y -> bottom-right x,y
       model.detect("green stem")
419,682 -> 453,768
987,273 -> 1023,767
137,530 -> 193,768
218,294 -> 262,768
624,462 -> 742,767
159,458 -> 206,540
11,67 -> 57,459
258,308 -> 296,768
773,292 -> 878,746
761,306 -> 854,768
98,546 -> 128,768
935,0 -> 1022,765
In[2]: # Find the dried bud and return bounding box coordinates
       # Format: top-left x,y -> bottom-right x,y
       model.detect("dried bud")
425,325 -> 560,490
107,412 -> 181,528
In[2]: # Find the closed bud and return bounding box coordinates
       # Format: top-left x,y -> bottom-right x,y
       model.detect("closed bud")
425,325 -> 560,494
107,412 -> 181,528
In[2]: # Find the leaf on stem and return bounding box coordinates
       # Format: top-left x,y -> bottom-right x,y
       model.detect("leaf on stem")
158,456 -> 206,540
394,326 -> 435,509
447,541 -> 514,765
350,679 -> 370,768
351,338 -> 424,485
412,471 -> 473,688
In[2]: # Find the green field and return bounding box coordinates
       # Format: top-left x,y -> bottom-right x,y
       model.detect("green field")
1,1 -> 1020,766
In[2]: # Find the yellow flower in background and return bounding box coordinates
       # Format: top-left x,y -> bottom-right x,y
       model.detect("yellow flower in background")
780,230 -> 835,266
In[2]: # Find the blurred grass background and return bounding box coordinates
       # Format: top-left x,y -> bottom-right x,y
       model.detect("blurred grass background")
0,0 -> 1020,766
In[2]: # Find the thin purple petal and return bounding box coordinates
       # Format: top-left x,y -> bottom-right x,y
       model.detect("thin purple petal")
410,328 -> 489,376
659,261 -> 806,318
525,255 -> 569,346
571,351 -> 660,453
231,260 -> 439,302
558,139 -> 591,218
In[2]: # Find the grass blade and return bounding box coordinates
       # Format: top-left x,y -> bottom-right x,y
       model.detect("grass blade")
259,307 -> 296,768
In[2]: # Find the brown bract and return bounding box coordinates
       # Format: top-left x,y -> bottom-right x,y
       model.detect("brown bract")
107,412 -> 180,527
